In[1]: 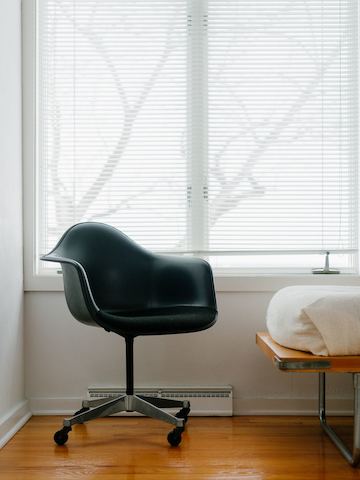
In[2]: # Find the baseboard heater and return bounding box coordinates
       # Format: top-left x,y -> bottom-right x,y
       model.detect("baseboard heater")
88,385 -> 233,416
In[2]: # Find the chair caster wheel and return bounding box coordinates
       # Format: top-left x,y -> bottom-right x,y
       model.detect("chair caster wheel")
167,427 -> 184,447
54,426 -> 72,446
74,406 -> 90,416
175,407 -> 190,424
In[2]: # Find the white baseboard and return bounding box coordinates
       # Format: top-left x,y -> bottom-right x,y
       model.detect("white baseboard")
30,396 -> 354,416
29,397 -> 83,416
234,396 -> 353,416
29,397 -> 230,416
0,400 -> 32,449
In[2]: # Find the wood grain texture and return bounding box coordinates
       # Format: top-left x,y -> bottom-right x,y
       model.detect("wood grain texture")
256,332 -> 360,372
1,416 -> 360,479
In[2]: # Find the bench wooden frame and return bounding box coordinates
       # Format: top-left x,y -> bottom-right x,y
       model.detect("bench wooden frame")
256,332 -> 360,467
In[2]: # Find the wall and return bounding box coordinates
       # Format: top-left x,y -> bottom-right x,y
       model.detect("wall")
25,290 -> 353,415
20,0 -> 356,417
0,0 -> 30,448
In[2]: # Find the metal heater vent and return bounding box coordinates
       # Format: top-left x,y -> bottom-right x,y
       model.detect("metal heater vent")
87,385 -> 233,416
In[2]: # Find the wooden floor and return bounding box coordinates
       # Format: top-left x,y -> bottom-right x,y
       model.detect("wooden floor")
1,416 -> 360,479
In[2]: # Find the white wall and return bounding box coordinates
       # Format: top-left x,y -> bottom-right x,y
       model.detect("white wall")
25,290 -> 353,415
0,0 -> 30,448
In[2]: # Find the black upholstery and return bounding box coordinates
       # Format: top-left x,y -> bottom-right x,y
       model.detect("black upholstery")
41,222 -> 217,337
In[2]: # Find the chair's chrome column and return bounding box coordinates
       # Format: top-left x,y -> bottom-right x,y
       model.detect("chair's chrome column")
319,372 -> 360,467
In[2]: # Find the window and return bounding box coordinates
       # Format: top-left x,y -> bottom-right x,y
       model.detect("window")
32,0 -> 358,276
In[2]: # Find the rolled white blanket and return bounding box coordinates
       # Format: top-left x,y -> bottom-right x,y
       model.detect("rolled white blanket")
266,286 -> 360,356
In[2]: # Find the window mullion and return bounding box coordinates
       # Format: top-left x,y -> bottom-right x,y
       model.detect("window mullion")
187,0 -> 208,253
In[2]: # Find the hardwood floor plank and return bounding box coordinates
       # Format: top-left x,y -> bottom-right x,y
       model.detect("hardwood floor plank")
0,416 -> 360,479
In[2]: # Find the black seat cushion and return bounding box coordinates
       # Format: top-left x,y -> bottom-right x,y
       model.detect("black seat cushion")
96,306 -> 217,337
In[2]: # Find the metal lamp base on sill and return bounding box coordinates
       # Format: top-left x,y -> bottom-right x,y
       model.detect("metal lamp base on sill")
312,251 -> 340,275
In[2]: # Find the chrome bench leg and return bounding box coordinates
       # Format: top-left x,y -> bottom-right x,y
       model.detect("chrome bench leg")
319,372 -> 360,467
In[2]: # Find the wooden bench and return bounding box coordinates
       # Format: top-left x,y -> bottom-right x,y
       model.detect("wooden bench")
256,332 -> 360,467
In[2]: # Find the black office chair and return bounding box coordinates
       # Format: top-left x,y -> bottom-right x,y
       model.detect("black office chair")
41,222 -> 217,447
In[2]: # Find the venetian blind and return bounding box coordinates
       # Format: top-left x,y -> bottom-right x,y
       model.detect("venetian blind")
37,0 -> 358,271
207,0 -> 358,258
38,0 -> 189,255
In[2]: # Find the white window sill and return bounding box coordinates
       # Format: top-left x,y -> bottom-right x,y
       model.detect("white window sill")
214,273 -> 360,292
24,272 -> 360,293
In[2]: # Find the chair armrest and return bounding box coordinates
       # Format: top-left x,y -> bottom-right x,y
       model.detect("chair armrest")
41,253 -> 100,326
151,255 -> 217,310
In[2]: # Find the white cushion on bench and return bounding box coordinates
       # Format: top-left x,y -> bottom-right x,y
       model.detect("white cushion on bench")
266,286 -> 360,356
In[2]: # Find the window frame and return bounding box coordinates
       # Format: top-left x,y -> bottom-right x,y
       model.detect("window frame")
22,0 -> 360,292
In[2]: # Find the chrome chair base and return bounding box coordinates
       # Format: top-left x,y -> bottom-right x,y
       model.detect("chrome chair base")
54,394 -> 190,446
63,394 -> 188,429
